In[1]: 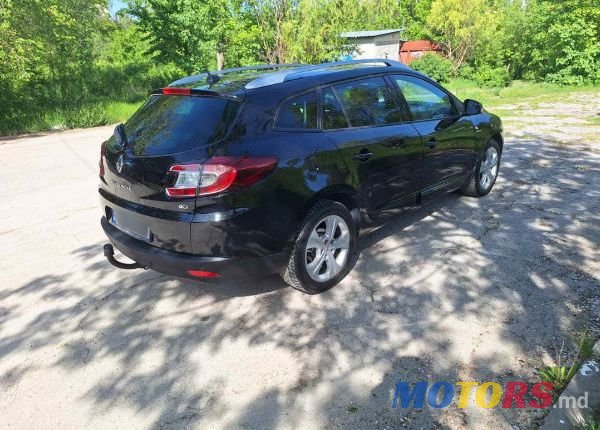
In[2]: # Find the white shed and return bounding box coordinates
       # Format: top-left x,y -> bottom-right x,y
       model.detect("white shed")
340,29 -> 403,60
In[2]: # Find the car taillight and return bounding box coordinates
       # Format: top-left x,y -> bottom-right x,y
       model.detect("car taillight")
166,156 -> 278,198
99,146 -> 105,177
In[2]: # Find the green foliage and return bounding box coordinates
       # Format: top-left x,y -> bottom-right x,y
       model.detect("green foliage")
1,0 -> 599,135
519,0 -> 600,85
538,365 -> 577,392
426,0 -> 497,70
457,64 -> 475,80
475,66 -> 512,88
581,405 -> 600,430
104,101 -> 144,124
582,419 -> 600,430
410,53 -> 453,83
538,330 -> 595,395
0,1 -> 180,134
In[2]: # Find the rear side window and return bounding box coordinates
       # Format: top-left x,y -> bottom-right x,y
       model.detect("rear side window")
392,75 -> 455,121
276,92 -> 317,129
117,95 -> 239,156
322,88 -> 349,129
333,77 -> 403,127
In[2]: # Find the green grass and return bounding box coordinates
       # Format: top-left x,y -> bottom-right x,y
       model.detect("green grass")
446,79 -> 600,111
104,101 -> 143,124
538,331 -> 595,394
583,418 -> 600,430
0,100 -> 143,136
585,116 -> 600,126
581,404 -> 600,430
538,365 -> 578,393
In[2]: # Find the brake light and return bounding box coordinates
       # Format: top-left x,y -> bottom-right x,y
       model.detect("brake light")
99,146 -> 105,177
166,156 -> 278,198
161,87 -> 191,96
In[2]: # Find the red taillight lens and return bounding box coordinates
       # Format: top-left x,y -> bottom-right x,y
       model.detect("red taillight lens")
166,156 -> 278,198
99,146 -> 105,177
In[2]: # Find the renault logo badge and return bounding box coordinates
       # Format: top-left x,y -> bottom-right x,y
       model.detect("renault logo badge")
116,154 -> 124,173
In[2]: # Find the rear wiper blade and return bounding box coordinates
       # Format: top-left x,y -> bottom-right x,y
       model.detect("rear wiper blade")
114,123 -> 128,149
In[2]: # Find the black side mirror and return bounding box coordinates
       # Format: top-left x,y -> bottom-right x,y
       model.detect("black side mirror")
464,99 -> 483,115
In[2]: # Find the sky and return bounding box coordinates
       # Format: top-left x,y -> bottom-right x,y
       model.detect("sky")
109,0 -> 127,15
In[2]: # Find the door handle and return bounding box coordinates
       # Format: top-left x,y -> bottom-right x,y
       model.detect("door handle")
425,139 -> 437,149
352,151 -> 374,162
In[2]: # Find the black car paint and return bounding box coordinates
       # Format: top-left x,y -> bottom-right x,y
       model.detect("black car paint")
100,63 -> 503,279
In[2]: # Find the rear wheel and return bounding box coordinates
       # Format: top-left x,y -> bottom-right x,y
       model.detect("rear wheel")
282,200 -> 357,294
461,140 -> 501,197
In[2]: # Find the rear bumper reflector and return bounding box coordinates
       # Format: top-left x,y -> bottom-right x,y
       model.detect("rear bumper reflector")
187,270 -> 221,278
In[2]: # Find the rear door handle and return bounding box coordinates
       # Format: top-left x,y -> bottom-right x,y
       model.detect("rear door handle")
426,139 -> 437,149
352,151 -> 374,162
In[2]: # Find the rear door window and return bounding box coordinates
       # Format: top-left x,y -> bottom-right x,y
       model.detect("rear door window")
392,75 -> 456,121
322,87 -> 349,130
276,91 -> 318,130
333,77 -> 403,127
116,95 -> 239,156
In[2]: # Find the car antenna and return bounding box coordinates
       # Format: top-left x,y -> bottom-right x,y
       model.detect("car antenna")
206,70 -> 221,86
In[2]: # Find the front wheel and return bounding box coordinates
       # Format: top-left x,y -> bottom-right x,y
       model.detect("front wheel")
461,140 -> 501,197
282,200 -> 357,294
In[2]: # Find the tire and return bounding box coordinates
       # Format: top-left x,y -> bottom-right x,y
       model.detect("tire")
282,200 -> 357,294
461,140 -> 501,197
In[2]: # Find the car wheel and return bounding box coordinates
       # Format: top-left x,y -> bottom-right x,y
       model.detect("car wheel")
461,140 -> 501,197
282,200 -> 357,294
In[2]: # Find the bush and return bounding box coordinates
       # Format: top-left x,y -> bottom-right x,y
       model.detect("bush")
410,53 -> 454,83
475,66 -> 512,88
457,64 -> 475,80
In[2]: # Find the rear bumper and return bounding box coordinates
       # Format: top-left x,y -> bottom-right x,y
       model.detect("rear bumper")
101,216 -> 288,280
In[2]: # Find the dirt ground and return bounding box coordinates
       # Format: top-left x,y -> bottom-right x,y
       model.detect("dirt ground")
1,93 -> 599,429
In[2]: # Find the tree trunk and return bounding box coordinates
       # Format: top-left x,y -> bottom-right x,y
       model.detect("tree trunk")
216,50 -> 224,71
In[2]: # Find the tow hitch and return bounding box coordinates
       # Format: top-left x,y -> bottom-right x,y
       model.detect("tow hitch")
103,244 -> 145,270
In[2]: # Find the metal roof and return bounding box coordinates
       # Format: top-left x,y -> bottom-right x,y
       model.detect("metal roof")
340,29 -> 402,39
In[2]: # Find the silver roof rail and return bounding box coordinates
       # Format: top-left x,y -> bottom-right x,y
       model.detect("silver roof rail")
245,58 -> 407,89
169,63 -> 305,87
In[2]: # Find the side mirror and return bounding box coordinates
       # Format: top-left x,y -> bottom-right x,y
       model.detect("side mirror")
464,99 -> 482,115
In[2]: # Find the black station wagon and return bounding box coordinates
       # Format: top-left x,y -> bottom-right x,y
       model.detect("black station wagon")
100,59 -> 503,293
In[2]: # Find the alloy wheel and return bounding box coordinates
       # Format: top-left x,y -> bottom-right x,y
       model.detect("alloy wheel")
304,215 -> 350,282
479,146 -> 499,191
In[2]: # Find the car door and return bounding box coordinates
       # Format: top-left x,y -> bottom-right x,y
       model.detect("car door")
321,76 -> 423,212
390,74 -> 476,194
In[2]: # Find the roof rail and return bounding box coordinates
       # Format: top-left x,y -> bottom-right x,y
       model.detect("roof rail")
292,58 -> 404,72
245,58 -> 407,89
169,63 -> 305,87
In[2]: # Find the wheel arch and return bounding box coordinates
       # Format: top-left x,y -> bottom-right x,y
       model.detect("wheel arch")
491,133 -> 504,151
306,185 -> 362,230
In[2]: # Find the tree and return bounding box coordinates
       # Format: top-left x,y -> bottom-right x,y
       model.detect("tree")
426,0 -> 497,69
0,0 -> 109,131
519,0 -> 600,84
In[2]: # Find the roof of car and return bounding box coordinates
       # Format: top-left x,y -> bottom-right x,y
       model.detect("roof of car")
168,59 -> 412,97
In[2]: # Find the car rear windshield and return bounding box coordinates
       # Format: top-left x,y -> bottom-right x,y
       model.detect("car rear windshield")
118,95 -> 239,156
